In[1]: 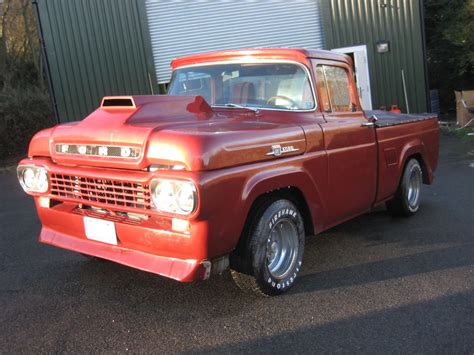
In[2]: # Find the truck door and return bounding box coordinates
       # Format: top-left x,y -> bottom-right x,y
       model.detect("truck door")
312,60 -> 377,225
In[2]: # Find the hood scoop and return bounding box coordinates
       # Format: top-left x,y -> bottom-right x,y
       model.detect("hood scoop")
100,96 -> 136,109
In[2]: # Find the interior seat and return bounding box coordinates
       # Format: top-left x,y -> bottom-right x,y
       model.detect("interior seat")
232,82 -> 256,105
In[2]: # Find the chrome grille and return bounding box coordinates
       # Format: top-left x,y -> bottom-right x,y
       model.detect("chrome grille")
50,174 -> 151,210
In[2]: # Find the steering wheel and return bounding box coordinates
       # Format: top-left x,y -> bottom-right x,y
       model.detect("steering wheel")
266,95 -> 297,109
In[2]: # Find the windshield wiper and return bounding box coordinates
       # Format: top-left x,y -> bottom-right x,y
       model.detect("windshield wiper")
220,103 -> 260,113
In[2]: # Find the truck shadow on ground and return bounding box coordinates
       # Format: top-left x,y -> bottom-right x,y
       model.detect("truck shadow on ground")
191,290 -> 474,353
294,201 -> 473,294
294,242 -> 473,294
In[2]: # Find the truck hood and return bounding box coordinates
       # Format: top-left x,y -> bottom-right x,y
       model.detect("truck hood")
44,95 -> 306,171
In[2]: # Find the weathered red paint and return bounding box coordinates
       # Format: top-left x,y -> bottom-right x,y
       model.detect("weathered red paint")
18,49 -> 439,282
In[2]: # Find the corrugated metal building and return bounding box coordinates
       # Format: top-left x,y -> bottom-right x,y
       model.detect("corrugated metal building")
321,0 -> 428,115
34,0 -> 429,122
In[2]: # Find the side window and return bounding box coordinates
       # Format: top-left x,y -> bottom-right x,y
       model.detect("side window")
314,64 -> 353,113
315,66 -> 331,112
324,66 -> 352,112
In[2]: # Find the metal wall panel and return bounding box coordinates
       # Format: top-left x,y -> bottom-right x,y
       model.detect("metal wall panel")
321,0 -> 428,113
145,0 -> 325,84
36,0 -> 156,122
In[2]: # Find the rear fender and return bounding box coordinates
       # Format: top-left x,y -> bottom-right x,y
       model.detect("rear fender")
398,140 -> 433,184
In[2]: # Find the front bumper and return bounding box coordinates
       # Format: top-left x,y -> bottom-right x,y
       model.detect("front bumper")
40,227 -> 210,281
36,199 -> 211,282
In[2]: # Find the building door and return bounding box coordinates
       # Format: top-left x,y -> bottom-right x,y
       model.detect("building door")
331,45 -> 373,110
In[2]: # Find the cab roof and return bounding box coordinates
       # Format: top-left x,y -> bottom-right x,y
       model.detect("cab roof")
171,48 -> 349,70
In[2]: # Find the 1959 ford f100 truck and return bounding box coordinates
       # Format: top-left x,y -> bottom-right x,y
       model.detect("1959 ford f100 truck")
18,49 -> 439,296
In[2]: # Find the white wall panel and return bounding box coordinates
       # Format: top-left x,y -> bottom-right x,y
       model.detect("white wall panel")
145,0 -> 325,83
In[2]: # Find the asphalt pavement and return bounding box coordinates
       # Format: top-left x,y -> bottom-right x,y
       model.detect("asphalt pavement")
0,134 -> 473,353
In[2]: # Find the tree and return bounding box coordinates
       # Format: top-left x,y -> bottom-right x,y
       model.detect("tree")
1,0 -> 43,90
0,0 -> 52,160
424,0 -> 474,113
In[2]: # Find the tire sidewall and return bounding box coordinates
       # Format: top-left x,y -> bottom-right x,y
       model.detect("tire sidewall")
250,200 -> 305,295
401,159 -> 422,214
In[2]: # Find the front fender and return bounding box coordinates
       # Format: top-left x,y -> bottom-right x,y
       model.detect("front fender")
28,127 -> 55,157
242,166 -> 325,234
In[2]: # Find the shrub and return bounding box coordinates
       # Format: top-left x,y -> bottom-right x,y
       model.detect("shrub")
0,87 -> 54,160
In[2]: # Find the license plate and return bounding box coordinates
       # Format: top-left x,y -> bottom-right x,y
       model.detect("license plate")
84,217 -> 117,245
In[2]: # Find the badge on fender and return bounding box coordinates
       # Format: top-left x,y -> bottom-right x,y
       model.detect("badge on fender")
266,144 -> 299,156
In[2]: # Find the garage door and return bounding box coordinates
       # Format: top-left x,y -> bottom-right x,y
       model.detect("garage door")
145,0 -> 325,84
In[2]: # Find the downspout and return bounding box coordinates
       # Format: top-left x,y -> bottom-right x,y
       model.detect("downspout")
419,0 -> 431,112
32,0 -> 59,124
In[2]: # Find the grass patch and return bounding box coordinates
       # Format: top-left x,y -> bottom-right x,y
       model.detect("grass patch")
440,124 -> 474,146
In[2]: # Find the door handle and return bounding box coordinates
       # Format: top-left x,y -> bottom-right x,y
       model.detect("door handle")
361,115 -> 378,127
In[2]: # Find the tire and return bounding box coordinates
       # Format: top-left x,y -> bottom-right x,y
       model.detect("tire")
231,199 -> 305,296
386,158 -> 423,217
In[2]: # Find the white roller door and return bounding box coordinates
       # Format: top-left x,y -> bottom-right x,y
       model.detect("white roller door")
145,0 -> 325,83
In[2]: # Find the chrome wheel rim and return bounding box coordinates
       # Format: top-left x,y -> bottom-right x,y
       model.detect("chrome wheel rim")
407,166 -> 422,210
266,218 -> 299,279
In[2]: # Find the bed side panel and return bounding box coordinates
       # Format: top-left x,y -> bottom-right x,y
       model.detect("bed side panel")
375,118 -> 439,202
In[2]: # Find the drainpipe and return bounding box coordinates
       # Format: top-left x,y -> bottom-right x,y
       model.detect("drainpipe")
419,0 -> 431,112
32,0 -> 59,124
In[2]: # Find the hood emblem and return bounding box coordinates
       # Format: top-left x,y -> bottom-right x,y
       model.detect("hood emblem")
266,144 -> 299,156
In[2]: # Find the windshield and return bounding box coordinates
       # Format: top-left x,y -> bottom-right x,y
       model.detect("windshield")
168,62 -> 315,111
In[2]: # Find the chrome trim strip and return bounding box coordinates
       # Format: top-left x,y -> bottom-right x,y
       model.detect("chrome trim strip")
55,143 -> 142,159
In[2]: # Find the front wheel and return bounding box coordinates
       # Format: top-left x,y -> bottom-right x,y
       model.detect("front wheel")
386,158 -> 423,216
231,199 -> 305,296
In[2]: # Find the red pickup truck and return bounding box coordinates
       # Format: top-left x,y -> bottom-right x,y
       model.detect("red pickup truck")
18,49 -> 439,296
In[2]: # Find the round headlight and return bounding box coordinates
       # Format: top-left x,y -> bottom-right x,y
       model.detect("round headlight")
150,179 -> 196,215
153,180 -> 175,211
17,166 -> 49,193
22,168 -> 37,190
175,182 -> 196,214
36,169 -> 49,192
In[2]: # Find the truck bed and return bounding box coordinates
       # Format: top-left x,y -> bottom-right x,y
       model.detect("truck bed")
364,110 -> 437,128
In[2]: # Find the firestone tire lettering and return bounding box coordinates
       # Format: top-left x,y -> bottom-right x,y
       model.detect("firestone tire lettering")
231,199 -> 305,296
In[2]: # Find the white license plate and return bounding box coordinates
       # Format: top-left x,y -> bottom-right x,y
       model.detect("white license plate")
84,217 -> 117,245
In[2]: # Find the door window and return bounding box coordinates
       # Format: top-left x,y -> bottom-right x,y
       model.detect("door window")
315,65 -> 353,112
315,66 -> 331,112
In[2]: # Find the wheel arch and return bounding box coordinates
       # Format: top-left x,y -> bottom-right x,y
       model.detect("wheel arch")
399,140 -> 432,185
230,169 -> 323,273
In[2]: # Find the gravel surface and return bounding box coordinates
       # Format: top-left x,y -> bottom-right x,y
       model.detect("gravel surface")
0,134 -> 473,353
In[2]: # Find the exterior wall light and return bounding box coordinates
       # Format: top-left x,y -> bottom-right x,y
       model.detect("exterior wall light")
376,40 -> 390,53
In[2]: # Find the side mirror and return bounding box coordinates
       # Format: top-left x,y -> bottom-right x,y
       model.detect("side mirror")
368,115 -> 378,123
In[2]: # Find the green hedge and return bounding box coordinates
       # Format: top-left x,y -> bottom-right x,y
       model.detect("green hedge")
0,87 -> 54,160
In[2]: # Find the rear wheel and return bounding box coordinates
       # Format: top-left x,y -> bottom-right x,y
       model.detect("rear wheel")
231,199 -> 305,296
386,158 -> 423,216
